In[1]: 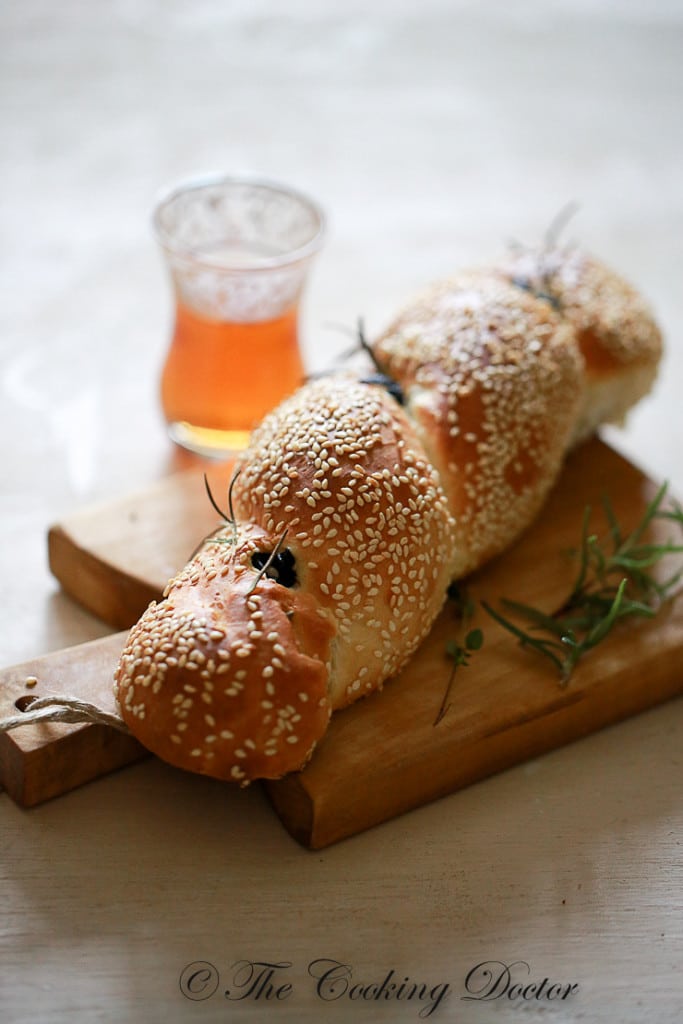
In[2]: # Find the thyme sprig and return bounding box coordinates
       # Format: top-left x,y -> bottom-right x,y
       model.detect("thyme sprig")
434,584 -> 484,726
482,483 -> 683,685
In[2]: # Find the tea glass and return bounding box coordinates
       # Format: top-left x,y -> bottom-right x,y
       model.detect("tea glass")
153,176 -> 325,457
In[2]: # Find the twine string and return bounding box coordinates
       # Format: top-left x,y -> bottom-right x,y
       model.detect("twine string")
0,695 -> 130,734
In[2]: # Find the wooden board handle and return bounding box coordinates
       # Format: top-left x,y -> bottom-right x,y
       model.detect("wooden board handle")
0,633 -> 146,806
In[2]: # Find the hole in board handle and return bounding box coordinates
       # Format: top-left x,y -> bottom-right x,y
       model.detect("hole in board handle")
15,695 -> 39,712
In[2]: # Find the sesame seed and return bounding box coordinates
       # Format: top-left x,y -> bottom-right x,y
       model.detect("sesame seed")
114,252 -> 660,787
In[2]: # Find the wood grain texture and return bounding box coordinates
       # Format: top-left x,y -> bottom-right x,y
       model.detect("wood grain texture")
47,462 -> 236,628
4,439 -> 680,845
0,634 -> 146,806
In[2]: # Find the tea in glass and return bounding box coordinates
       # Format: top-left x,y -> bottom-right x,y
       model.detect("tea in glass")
153,177 -> 325,457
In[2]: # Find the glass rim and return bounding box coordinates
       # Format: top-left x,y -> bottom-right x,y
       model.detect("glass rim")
151,174 -> 326,271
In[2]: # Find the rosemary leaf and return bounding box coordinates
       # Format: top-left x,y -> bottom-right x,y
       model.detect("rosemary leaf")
483,481 -> 682,684
601,494 -> 623,552
500,598 -> 573,637
481,600 -> 566,674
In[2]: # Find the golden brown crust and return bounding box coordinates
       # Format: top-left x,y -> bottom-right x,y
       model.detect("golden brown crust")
114,522 -> 335,783
495,246 -> 663,440
232,376 -> 456,710
114,249 -> 663,785
115,377 -> 455,780
373,271 -> 583,576
500,246 -> 661,370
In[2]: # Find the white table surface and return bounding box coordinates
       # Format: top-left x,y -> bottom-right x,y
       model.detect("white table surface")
1,2 -> 682,1022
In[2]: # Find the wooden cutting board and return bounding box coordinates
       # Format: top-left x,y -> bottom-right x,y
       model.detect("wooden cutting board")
1,438 -> 682,848
0,633 -> 146,806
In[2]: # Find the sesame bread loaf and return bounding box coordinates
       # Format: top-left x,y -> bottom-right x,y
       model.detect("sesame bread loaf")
113,250 -> 662,784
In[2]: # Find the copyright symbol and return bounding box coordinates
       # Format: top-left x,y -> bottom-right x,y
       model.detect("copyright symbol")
179,961 -> 220,1001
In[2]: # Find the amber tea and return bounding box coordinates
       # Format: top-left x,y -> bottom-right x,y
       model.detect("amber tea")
161,301 -> 304,454
153,178 -> 325,457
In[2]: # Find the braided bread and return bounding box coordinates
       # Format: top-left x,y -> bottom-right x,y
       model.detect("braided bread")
113,248 -> 662,783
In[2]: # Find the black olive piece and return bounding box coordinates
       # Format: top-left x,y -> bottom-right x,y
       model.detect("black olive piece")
250,548 -> 298,588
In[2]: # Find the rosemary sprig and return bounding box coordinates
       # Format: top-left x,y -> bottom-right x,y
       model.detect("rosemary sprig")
356,319 -> 405,405
189,470 -> 241,559
482,482 -> 683,685
246,527 -> 289,595
434,584 -> 484,725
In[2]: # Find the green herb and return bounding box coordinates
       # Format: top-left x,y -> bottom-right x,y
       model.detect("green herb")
356,319 -> 405,405
482,482 -> 683,685
189,470 -> 241,559
509,200 -> 581,313
434,585 -> 484,725
246,527 -> 289,596
205,469 -> 240,537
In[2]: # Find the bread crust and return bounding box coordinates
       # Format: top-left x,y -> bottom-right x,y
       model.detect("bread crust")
374,271 -> 583,576
114,250 -> 663,784
115,377 -> 455,779
495,246 -> 662,441
114,522 -> 335,782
